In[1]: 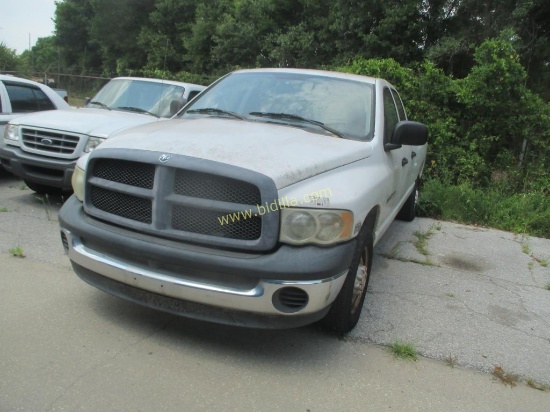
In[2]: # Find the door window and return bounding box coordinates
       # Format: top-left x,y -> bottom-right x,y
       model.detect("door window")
5,82 -> 55,112
383,88 -> 399,144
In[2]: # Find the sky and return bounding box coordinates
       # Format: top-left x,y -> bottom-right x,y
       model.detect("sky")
1,0 -> 57,54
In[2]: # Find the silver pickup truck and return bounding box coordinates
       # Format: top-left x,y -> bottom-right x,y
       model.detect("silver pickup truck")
59,68 -> 427,334
1,77 -> 205,193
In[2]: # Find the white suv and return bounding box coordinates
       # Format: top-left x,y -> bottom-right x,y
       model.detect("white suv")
1,77 -> 205,193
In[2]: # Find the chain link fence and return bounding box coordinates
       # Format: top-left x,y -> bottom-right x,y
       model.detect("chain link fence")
3,70 -> 112,107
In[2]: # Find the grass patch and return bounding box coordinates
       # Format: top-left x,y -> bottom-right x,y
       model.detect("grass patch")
0,206 -> 8,212
9,245 -> 25,258
540,259 -> 548,267
418,180 -> 550,239
390,341 -> 418,361
545,283 -> 550,291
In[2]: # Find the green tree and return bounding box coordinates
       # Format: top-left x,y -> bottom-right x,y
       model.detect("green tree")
54,0 -> 100,70
138,0 -> 198,72
88,0 -> 156,72
0,42 -> 18,71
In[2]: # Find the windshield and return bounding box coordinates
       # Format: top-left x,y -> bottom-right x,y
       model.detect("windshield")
89,79 -> 185,118
180,72 -> 375,140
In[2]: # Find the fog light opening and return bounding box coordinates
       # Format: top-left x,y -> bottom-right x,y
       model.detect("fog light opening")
272,287 -> 309,313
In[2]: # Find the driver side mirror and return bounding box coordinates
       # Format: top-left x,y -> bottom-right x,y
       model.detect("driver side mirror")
170,98 -> 188,116
385,121 -> 428,151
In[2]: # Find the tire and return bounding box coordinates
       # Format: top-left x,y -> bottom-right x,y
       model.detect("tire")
320,221 -> 374,335
24,180 -> 67,196
396,180 -> 418,222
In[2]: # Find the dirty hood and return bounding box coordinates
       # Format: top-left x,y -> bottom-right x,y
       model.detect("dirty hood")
97,117 -> 372,188
12,108 -> 162,137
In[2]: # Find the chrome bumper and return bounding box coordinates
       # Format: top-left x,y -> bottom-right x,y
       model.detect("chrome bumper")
62,229 -> 348,316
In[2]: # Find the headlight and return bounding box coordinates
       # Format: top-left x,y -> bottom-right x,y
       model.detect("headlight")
280,208 -> 354,245
3,124 -> 20,142
72,165 -> 86,201
84,136 -> 104,153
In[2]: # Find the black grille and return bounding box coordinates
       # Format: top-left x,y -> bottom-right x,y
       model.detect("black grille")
85,152 -> 279,251
93,159 -> 155,189
172,206 -> 261,240
22,128 -> 79,155
91,186 -> 152,223
174,170 -> 261,205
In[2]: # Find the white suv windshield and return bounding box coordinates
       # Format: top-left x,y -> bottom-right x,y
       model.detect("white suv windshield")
90,79 -> 185,118
181,72 -> 374,140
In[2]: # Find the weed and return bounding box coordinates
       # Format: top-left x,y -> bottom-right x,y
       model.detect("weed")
445,292 -> 455,298
540,259 -> 548,267
36,194 -> 52,221
528,261 -> 534,270
527,378 -> 550,392
545,283 -> 550,291
412,224 -> 439,257
9,245 -> 25,258
492,365 -> 518,387
445,353 -> 457,367
390,341 -> 417,361
19,183 -> 28,190
0,206 -> 7,212
521,243 -> 531,254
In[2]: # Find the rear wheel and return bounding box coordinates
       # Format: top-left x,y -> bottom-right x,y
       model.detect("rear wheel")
397,180 -> 418,222
320,222 -> 373,335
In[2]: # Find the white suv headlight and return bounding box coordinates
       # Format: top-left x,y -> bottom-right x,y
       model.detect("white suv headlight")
3,124 -> 20,142
280,208 -> 354,245
84,136 -> 104,153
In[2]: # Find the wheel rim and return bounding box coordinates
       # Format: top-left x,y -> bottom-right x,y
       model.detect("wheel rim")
351,248 -> 369,314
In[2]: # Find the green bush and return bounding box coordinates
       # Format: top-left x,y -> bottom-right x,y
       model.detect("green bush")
418,180 -> 550,238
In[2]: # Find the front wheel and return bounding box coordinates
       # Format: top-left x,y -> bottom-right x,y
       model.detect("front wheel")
320,223 -> 373,335
24,180 -> 68,196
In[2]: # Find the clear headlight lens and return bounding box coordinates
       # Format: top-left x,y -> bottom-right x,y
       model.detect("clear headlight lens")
84,136 -> 104,153
72,165 -> 86,201
280,208 -> 354,245
3,124 -> 20,141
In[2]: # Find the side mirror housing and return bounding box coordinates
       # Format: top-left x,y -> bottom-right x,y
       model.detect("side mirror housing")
385,121 -> 428,151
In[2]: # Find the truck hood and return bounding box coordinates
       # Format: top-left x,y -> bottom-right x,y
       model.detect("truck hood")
97,118 -> 373,188
13,108 -> 161,137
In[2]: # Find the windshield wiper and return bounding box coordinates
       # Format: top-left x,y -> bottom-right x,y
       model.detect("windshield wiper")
187,108 -> 244,120
248,112 -> 344,138
89,101 -> 111,110
116,106 -> 158,117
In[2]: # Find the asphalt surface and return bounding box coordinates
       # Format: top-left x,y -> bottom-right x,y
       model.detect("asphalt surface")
0,171 -> 549,411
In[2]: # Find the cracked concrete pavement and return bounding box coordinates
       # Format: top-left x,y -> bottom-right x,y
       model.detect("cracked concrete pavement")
353,218 -> 550,385
1,172 -> 549,410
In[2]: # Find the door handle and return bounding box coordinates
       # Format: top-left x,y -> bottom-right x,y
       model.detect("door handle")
402,158 -> 408,166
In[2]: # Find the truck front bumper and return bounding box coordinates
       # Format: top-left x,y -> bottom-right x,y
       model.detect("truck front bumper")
0,145 -> 75,190
59,196 -> 357,328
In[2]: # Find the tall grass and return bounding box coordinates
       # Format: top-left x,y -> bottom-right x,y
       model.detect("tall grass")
418,179 -> 550,238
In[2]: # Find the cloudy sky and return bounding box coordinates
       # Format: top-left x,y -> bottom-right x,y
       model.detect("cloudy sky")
1,0 -> 57,54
